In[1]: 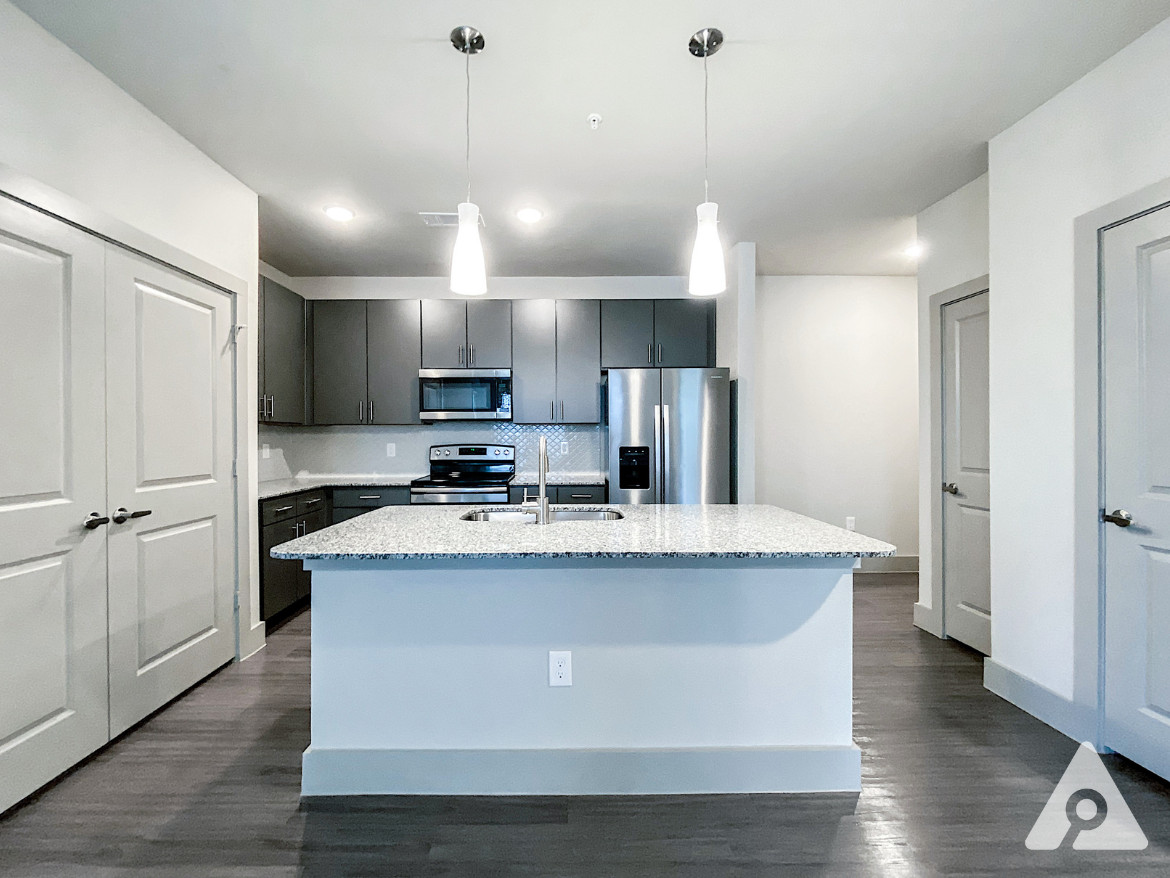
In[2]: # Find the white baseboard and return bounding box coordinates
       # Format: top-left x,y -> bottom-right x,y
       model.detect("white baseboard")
983,658 -> 1097,744
913,601 -> 943,637
858,555 -> 919,573
302,745 -> 862,796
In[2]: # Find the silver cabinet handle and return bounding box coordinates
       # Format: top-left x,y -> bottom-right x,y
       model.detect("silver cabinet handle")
359,400 -> 365,422
942,482 -> 959,495
274,505 -> 294,514
84,512 -> 110,530
458,344 -> 465,365
1103,509 -> 1134,528
469,343 -> 474,365
259,395 -> 266,419
569,494 -> 591,499
304,498 -> 321,506
551,400 -> 556,421
648,342 -> 653,365
368,399 -> 375,422
662,403 -> 671,504
560,400 -> 565,421
657,343 -> 663,364
267,395 -> 274,419
359,495 -> 381,500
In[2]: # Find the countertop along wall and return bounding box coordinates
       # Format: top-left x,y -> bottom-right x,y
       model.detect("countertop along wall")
0,1 -> 263,656
753,276 -> 919,561
987,15 -> 1170,725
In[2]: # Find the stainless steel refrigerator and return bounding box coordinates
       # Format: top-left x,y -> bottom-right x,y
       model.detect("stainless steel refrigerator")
606,368 -> 731,504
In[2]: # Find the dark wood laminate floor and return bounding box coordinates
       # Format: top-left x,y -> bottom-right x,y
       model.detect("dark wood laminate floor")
2,574 -> 1168,876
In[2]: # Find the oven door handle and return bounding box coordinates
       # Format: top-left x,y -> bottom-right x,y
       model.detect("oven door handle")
410,485 -> 508,494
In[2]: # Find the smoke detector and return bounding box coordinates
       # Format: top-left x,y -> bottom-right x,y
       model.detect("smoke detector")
419,211 -> 485,227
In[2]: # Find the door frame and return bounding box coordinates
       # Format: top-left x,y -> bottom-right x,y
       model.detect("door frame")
1071,175 -> 1170,748
915,276 -> 989,640
0,160 -> 257,662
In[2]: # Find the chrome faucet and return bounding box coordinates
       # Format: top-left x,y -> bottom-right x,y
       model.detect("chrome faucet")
521,436 -> 551,524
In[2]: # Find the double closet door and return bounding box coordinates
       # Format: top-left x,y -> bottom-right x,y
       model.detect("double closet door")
0,196 -> 237,814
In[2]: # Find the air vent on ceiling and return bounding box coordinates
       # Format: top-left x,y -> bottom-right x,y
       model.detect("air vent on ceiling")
419,211 -> 485,227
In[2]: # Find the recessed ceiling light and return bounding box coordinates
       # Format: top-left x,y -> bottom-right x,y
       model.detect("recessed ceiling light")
516,207 -> 543,224
324,206 -> 355,222
904,242 -> 925,260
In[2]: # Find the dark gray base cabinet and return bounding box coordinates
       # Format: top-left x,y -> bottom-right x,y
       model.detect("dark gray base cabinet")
260,491 -> 327,623
507,484 -> 607,505
330,486 -> 410,524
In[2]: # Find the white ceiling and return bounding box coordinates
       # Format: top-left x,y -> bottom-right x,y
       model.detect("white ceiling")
13,1 -> 1170,277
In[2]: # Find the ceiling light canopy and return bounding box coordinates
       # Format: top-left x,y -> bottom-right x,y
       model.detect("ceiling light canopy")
450,26 -> 487,296
323,205 -> 355,222
516,207 -> 543,224
687,27 -> 726,297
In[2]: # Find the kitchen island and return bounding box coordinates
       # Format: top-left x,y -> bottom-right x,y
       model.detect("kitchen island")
272,504 -> 894,796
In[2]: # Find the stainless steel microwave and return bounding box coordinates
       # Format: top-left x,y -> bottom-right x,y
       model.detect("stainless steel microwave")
419,369 -> 512,421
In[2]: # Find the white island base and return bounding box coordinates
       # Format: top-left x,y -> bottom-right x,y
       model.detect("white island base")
301,555 -> 861,796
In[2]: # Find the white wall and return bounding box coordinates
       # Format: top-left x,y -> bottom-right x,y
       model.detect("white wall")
914,176 -> 989,615
988,16 -> 1170,705
754,276 -> 919,555
0,2 -> 263,655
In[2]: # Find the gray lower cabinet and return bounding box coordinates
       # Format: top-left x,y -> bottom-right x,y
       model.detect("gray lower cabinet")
600,299 -> 715,368
367,300 -> 422,424
312,299 -> 368,424
507,484 -> 607,504
259,277 -> 307,424
260,490 -> 328,622
421,299 -> 512,368
512,299 -> 600,424
331,485 -> 410,524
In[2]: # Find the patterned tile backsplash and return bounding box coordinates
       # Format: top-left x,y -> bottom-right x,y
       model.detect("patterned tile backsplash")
258,422 -> 605,482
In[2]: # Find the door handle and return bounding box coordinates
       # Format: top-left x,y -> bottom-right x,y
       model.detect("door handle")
942,482 -> 959,495
84,512 -> 110,530
662,403 -> 671,503
111,508 -> 153,524
1103,509 -> 1134,528
653,404 -> 663,504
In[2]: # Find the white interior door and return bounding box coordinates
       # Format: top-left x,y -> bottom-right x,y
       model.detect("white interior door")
104,248 -> 237,737
0,197 -> 110,813
1102,204 -> 1170,780
941,291 -> 991,654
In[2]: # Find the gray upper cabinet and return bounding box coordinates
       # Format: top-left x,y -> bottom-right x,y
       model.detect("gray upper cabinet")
259,277 -> 307,424
653,299 -> 715,368
511,300 -> 558,423
600,299 -> 714,369
512,299 -> 600,424
367,300 -> 422,425
601,299 -> 655,368
556,299 -> 601,423
466,300 -> 512,368
421,300 -> 467,368
312,299 -> 367,425
421,299 -> 512,368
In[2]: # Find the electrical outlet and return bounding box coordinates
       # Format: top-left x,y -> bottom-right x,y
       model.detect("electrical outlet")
845,516 -> 856,531
549,650 -> 572,687
386,443 -> 396,457
560,441 -> 569,455
261,444 -> 270,459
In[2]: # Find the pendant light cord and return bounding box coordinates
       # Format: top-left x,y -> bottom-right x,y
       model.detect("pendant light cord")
465,49 -> 472,203
703,51 -> 709,204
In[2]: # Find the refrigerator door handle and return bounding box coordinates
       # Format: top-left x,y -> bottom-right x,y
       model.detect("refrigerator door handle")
653,404 -> 663,504
662,403 -> 671,504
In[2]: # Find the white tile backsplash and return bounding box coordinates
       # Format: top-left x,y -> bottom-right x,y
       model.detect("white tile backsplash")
258,422 -> 605,482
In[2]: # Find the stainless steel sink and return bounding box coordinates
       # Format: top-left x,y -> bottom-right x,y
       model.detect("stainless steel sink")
460,508 -> 624,523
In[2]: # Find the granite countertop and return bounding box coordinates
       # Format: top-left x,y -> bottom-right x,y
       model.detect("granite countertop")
270,504 -> 896,561
259,475 -> 423,500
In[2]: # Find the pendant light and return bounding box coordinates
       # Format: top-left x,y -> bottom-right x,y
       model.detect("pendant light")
450,26 -> 487,296
687,27 -> 726,297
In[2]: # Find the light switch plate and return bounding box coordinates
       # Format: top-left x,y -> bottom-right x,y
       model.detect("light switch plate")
845,516 -> 856,531
386,443 -> 396,457
261,444 -> 270,459
549,650 -> 572,687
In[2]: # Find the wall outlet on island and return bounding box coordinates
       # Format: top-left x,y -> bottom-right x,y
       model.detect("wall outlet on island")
845,516 -> 856,531
385,443 -> 396,457
549,650 -> 572,687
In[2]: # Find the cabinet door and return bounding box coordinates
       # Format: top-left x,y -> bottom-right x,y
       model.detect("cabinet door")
601,299 -> 655,368
421,299 -> 467,368
296,509 -> 329,600
312,300 -> 368,424
466,300 -> 512,368
511,299 -> 557,424
556,300 -> 601,423
557,485 -> 606,504
508,485 -> 555,504
368,299 -> 421,424
654,299 -> 714,367
262,278 -> 307,424
261,519 -> 301,620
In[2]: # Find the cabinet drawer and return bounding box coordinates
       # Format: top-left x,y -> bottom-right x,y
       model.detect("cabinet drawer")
261,497 -> 299,526
557,485 -> 606,504
296,490 -> 327,516
508,485 -> 555,505
332,486 -> 409,507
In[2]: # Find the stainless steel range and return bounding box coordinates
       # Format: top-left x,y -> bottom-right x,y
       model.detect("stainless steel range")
409,444 -> 515,504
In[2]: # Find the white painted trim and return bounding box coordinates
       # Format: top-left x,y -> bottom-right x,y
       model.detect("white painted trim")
302,745 -> 862,795
984,659 -> 1097,744
919,277 -> 989,641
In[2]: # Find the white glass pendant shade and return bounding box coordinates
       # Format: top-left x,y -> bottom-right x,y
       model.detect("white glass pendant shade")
688,201 -> 725,296
450,202 -> 487,295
